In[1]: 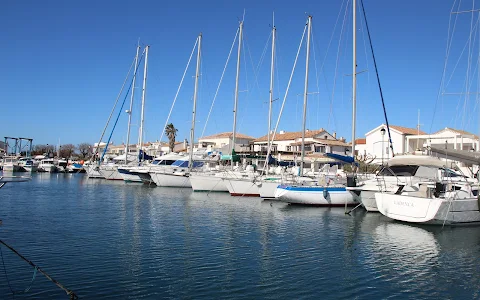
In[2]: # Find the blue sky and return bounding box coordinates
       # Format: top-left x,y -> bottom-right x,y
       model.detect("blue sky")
1,0 -> 478,146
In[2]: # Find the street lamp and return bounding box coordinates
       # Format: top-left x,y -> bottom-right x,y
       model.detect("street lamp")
380,128 -> 386,165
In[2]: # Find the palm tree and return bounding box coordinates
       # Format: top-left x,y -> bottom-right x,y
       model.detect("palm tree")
165,123 -> 178,152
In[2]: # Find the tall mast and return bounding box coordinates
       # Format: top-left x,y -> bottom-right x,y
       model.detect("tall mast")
125,44 -> 141,164
138,45 -> 149,159
351,0 -> 357,159
231,21 -> 243,169
267,19 -> 276,174
299,16 -> 312,176
189,34 -> 202,171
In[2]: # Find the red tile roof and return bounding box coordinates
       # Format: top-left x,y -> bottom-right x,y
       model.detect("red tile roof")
254,129 -> 326,142
355,138 -> 366,145
200,132 -> 256,140
390,125 -> 425,135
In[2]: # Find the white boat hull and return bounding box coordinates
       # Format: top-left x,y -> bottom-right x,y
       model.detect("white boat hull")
3,164 -> 21,172
85,165 -> 104,178
224,178 -> 260,197
375,193 -> 480,224
99,165 -> 123,180
258,180 -> 281,198
275,185 -> 358,206
189,173 -> 228,192
358,190 -> 378,212
39,164 -> 56,173
150,172 -> 191,188
117,167 -> 143,183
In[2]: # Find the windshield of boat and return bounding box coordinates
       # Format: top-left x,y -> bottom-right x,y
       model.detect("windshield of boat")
153,159 -> 177,165
377,165 -> 419,176
172,160 -> 204,168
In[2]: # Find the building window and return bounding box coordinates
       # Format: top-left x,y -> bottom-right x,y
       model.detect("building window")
304,145 -> 312,151
315,146 -> 326,153
286,146 -> 292,151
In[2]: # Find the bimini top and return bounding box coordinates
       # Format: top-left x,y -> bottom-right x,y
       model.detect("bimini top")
387,154 -> 458,170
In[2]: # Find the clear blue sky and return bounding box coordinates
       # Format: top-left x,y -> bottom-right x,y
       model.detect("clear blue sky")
1,0 -> 477,146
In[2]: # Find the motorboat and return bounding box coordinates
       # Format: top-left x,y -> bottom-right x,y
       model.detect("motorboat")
347,155 -> 468,212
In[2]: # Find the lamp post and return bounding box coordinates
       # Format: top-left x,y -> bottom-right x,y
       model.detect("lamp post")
380,128 -> 386,165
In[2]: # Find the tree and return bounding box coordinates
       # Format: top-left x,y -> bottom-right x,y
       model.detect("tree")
165,123 -> 178,153
59,144 -> 76,158
32,144 -> 54,156
78,143 -> 92,159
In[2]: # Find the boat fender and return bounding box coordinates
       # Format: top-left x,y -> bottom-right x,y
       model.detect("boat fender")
323,189 -> 328,199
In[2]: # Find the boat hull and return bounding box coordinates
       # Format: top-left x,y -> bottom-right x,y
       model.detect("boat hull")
258,180 -> 281,198
99,165 -> 123,180
118,167 -> 143,183
189,174 -> 228,192
150,172 -> 191,188
375,193 -> 480,224
224,178 -> 260,197
85,165 -> 104,178
275,185 -> 358,206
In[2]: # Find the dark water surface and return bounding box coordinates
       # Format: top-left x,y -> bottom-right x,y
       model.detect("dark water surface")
1,173 -> 480,299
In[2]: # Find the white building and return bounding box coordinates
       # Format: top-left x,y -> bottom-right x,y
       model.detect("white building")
253,129 -> 350,160
360,124 -> 424,164
405,127 -> 479,153
198,132 -> 255,153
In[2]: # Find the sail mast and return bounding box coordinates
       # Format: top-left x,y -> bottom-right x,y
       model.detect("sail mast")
300,16 -> 312,176
189,34 -> 202,171
231,21 -> 243,169
138,45 -> 149,159
267,18 -> 276,174
351,0 -> 357,159
125,44 -> 141,164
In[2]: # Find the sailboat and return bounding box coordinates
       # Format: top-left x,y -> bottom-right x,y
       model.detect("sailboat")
149,33 -> 203,188
275,13 -> 359,206
189,21 -> 254,193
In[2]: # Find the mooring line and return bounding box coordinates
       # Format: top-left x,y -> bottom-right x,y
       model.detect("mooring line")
0,239 -> 78,299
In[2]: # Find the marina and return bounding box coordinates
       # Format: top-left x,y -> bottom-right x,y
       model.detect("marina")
3,0 -> 480,298
1,173 -> 480,298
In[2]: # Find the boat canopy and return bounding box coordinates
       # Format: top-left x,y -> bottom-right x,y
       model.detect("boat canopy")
387,154 -> 458,169
429,147 -> 480,166
325,153 -> 356,165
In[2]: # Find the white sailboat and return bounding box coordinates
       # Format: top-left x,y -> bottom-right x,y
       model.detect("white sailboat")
150,33 -> 202,188
275,14 -> 358,206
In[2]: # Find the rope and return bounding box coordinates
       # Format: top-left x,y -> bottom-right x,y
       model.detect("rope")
0,240 -> 77,299
359,0 -> 395,157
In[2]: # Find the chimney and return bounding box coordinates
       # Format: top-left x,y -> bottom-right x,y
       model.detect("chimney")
184,138 -> 188,149
279,130 -> 285,134
333,132 -> 337,139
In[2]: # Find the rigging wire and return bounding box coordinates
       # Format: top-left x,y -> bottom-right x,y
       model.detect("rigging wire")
262,21 -> 308,172
201,27 -> 239,138
328,0 -> 350,130
159,37 -> 199,143
430,0 -> 462,133
100,51 -> 147,163
314,0 -> 348,132
359,0 -> 395,156
91,51 -> 141,163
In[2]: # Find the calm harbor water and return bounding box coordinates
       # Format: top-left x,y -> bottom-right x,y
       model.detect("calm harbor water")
0,173 -> 480,299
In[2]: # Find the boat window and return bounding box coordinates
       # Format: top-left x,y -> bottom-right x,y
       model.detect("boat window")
441,169 -> 460,178
172,160 -> 189,167
414,166 -> 438,178
378,165 -> 419,176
